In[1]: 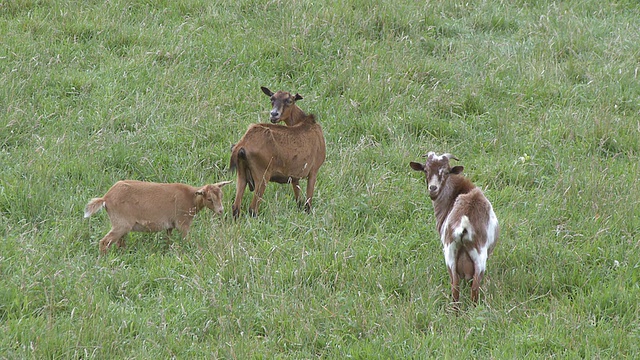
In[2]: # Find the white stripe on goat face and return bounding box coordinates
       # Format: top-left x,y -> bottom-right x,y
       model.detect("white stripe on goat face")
428,173 -> 440,192
427,168 -> 445,194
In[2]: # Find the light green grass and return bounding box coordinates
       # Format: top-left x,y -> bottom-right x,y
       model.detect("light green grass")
1,0 -> 640,358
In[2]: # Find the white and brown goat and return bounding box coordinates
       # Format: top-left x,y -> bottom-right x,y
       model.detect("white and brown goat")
229,87 -> 326,217
410,152 -> 499,305
84,180 -> 231,254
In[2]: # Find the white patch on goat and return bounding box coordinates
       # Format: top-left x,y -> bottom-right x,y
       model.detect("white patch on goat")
469,207 -> 499,275
443,240 -> 459,273
440,215 -> 451,246
467,247 -> 486,274
440,215 -> 458,271
453,215 -> 473,243
485,205 -> 499,252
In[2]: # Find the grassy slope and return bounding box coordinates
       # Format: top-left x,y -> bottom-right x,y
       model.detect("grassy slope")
1,0 -> 639,358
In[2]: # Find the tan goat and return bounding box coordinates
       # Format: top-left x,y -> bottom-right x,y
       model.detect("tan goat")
229,86 -> 326,217
84,180 -> 231,254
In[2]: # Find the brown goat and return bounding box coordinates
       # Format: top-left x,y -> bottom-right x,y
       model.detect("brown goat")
84,180 -> 231,254
229,87 -> 326,217
410,152 -> 499,306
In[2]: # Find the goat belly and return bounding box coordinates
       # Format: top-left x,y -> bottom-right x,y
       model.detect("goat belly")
270,175 -> 299,184
132,221 -> 170,232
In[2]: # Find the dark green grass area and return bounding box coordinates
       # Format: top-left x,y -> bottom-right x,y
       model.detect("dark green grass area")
1,0 -> 639,357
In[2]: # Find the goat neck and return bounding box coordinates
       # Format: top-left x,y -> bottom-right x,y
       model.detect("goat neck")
282,104 -> 308,126
193,194 -> 206,213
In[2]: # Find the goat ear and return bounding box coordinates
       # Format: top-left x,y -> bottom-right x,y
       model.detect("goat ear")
409,162 -> 425,171
213,180 -> 232,188
261,86 -> 274,97
195,189 -> 205,196
294,93 -> 303,101
451,166 -> 464,174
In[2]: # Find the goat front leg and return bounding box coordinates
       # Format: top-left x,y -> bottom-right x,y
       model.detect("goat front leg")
291,178 -> 302,207
303,171 -> 319,213
176,219 -> 192,240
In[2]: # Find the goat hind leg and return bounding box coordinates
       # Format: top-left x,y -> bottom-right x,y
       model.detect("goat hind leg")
232,173 -> 248,218
99,229 -> 128,255
471,269 -> 485,304
248,174 -> 268,217
116,237 -> 126,249
448,267 -> 461,305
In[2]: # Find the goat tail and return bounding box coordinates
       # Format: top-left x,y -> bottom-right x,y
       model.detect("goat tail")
229,145 -> 247,173
84,197 -> 106,218
238,147 -> 247,161
229,146 -> 254,191
452,215 -> 473,243
229,145 -> 238,172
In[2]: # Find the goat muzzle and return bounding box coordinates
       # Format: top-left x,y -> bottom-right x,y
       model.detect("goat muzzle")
429,186 -> 439,200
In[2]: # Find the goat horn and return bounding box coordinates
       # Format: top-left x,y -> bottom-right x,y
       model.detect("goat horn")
213,180 -> 233,188
442,153 -> 459,161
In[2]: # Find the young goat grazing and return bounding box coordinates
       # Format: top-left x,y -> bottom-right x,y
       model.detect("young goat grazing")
410,152 -> 499,306
84,180 -> 231,255
229,86 -> 326,217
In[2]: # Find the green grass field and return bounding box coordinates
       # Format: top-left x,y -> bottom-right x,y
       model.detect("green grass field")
2,0 -> 639,358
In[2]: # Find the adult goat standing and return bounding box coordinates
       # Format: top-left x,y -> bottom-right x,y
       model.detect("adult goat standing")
410,152 -> 499,305
230,87 -> 326,217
